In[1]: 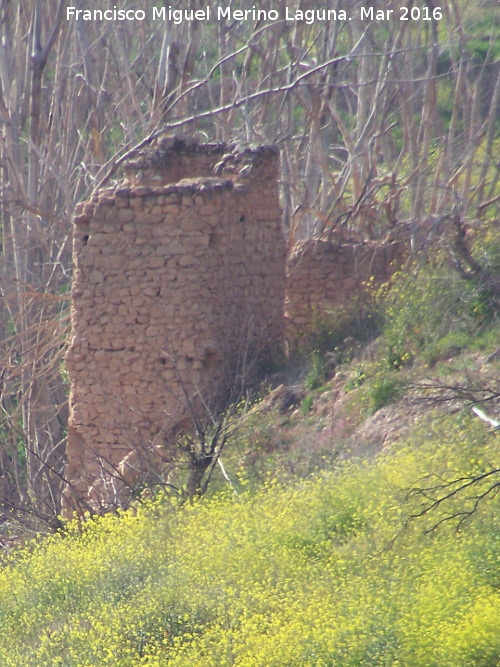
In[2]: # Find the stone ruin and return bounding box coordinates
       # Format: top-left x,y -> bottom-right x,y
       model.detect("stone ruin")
64,137 -> 408,514
64,138 -> 286,513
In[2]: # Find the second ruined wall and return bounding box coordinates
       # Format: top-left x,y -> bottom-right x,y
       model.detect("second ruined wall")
285,237 -> 407,336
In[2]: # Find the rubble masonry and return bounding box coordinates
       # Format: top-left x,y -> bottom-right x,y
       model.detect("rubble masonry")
64,138 -> 285,512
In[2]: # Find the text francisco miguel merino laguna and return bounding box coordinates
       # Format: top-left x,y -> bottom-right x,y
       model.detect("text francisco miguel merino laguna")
66,5 -> 415,24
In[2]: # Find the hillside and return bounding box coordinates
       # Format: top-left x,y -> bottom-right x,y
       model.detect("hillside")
1,244 -> 500,665
0,2 -> 499,663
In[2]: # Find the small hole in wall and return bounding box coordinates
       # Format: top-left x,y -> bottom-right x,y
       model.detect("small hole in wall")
239,214 -> 245,223
158,358 -> 167,366
208,232 -> 222,250
82,235 -> 89,246
202,351 -> 218,371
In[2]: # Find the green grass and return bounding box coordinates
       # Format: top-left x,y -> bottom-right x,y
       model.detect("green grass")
378,234 -> 500,371
0,416 -> 500,665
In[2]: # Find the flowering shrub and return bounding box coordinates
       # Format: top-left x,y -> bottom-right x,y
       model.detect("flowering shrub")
0,416 -> 499,665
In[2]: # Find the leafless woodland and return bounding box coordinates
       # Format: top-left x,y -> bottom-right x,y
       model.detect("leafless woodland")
0,0 -> 499,530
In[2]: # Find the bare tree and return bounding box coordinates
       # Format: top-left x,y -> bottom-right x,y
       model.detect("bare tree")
405,464 -> 500,533
403,367 -> 500,532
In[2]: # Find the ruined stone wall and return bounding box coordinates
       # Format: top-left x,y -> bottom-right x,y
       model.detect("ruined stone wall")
285,237 -> 407,337
65,139 -> 285,512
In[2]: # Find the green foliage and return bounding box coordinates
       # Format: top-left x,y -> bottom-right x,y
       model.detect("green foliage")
0,416 -> 499,665
300,395 -> 314,416
344,365 -> 403,416
304,352 -> 327,391
345,367 -> 367,391
367,373 -> 401,413
380,260 -> 461,367
288,300 -> 382,399
295,300 -> 382,364
378,233 -> 500,369
464,6 -> 500,62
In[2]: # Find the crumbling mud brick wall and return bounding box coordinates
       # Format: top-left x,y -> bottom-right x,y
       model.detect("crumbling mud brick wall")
64,139 -> 285,513
285,237 -> 407,337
